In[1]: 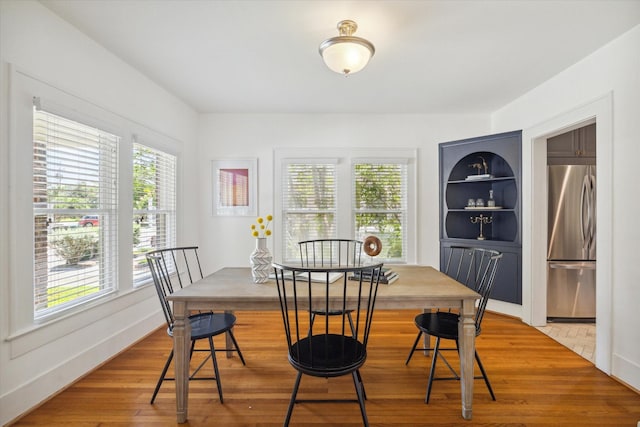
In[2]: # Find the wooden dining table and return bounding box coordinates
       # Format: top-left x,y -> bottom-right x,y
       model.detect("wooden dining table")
166,264 -> 480,423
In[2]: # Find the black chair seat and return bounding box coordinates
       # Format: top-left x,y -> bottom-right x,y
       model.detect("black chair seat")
289,334 -> 366,376
414,311 -> 468,341
168,312 -> 237,340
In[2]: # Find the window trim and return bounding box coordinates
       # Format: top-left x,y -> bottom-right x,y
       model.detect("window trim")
31,101 -> 121,322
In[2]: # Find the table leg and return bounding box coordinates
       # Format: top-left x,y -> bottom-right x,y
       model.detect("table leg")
172,301 -> 191,423
458,299 -> 475,420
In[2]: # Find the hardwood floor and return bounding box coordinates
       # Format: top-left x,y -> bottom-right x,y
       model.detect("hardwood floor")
10,310 -> 640,426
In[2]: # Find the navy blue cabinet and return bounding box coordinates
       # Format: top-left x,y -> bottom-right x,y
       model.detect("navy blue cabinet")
439,130 -> 522,305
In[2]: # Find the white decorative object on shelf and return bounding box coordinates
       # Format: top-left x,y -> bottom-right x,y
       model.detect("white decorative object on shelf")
465,174 -> 494,181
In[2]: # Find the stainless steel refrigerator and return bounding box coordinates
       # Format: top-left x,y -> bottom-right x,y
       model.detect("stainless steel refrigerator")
547,165 -> 596,321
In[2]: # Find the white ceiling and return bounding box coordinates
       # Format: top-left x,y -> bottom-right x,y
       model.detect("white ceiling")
40,0 -> 640,114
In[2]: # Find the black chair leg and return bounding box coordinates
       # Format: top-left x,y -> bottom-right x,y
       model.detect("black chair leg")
425,337 -> 441,403
284,371 -> 303,427
150,349 -> 173,404
353,369 -> 367,400
352,370 -> 369,427
227,329 -> 246,365
208,336 -> 224,403
190,339 -> 196,357
346,311 -> 356,337
405,330 -> 423,365
475,350 -> 496,400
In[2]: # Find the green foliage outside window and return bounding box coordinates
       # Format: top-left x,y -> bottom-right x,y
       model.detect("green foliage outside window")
133,147 -> 157,210
354,164 -> 405,259
47,182 -> 99,210
50,228 -> 99,265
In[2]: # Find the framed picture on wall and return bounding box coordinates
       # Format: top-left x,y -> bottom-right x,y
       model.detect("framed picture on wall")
211,158 -> 257,216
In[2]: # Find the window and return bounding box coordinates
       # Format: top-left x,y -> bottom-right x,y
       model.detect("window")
132,142 -> 177,285
276,149 -> 415,264
32,106 -> 119,319
281,160 -> 337,261
353,161 -> 408,261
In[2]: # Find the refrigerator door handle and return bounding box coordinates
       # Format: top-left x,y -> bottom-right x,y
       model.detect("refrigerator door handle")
589,173 -> 596,254
548,261 -> 596,270
580,175 -> 590,251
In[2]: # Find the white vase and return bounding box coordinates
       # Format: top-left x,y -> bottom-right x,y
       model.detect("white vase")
249,237 -> 272,283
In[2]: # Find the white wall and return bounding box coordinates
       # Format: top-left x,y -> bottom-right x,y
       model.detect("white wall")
492,25 -> 640,390
0,2 -> 199,425
196,113 -> 490,274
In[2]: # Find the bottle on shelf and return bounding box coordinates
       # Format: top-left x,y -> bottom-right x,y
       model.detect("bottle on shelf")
488,190 -> 496,207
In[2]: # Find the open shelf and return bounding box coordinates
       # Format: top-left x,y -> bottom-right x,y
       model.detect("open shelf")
444,151 -> 518,241
445,210 -> 518,241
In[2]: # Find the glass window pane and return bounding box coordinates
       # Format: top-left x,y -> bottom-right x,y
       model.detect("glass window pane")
282,163 -> 337,261
132,143 -> 176,285
353,162 -> 407,262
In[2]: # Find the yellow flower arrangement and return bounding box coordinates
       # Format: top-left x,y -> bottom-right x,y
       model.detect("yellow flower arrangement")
251,214 -> 273,238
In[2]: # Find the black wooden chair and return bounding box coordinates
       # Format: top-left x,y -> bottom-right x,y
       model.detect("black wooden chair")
298,239 -> 364,332
405,247 -> 502,403
405,245 -> 479,364
273,261 -> 384,427
146,246 -> 245,404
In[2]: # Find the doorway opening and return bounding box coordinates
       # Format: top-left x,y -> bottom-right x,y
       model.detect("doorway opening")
523,92 -> 612,373
546,123 -> 596,324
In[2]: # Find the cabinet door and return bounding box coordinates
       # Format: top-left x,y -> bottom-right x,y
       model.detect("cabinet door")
547,131 -> 577,157
547,124 -> 596,160
578,123 -> 596,158
440,243 -> 521,305
490,250 -> 521,304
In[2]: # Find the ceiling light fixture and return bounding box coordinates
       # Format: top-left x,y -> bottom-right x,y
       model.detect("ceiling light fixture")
319,20 -> 375,76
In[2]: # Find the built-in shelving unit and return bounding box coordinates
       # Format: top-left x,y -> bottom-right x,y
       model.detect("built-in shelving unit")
439,130 -> 522,304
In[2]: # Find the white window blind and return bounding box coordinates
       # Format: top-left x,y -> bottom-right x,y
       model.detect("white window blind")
132,142 -> 177,285
281,161 -> 337,261
33,106 -> 119,319
353,161 -> 408,262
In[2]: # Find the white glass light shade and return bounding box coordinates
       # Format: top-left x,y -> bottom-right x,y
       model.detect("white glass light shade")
319,20 -> 375,76
320,38 -> 373,75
